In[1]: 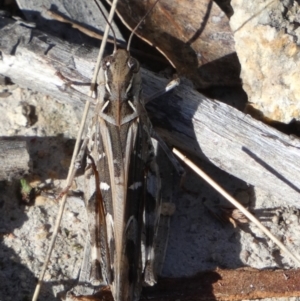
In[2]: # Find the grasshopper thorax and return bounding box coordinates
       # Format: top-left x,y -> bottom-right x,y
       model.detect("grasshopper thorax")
100,49 -> 142,127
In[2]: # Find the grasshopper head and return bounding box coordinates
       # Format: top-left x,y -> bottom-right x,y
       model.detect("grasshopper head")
101,49 -> 142,127
102,49 -> 140,101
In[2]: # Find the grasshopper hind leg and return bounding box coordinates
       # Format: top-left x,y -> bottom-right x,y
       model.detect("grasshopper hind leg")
80,156 -> 109,291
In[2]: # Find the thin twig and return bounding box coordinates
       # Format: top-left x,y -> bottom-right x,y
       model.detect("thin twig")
173,148 -> 300,267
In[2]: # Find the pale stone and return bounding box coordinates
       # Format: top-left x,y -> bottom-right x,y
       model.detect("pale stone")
230,0 -> 300,123
35,195 -> 49,206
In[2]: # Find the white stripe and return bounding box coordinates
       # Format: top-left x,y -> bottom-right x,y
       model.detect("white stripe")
98,153 -> 106,160
106,213 -> 114,243
101,100 -> 110,113
128,100 -> 136,112
125,78 -> 133,94
100,182 -> 110,190
104,70 -> 111,94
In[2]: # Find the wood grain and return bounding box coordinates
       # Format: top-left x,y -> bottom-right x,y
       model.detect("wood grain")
1,17 -> 300,207
142,268 -> 300,300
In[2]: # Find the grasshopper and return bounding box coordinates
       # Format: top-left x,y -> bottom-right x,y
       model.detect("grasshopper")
32,1 -> 180,300
75,48 -> 160,300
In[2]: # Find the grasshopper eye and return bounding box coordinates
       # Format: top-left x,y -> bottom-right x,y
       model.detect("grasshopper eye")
128,57 -> 139,73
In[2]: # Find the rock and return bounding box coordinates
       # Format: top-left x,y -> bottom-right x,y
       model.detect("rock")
230,0 -> 300,123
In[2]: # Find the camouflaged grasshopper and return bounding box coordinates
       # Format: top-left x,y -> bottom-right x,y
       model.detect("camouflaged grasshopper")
82,47 -> 161,300
32,1 -> 180,300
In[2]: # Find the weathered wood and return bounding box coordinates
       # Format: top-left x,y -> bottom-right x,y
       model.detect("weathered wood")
1,17 -> 300,206
143,268 -> 300,301
0,140 -> 30,180
15,0 -> 125,45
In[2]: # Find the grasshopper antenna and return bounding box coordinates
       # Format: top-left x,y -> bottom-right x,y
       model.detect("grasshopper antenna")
94,0 -> 117,53
126,0 -> 160,51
